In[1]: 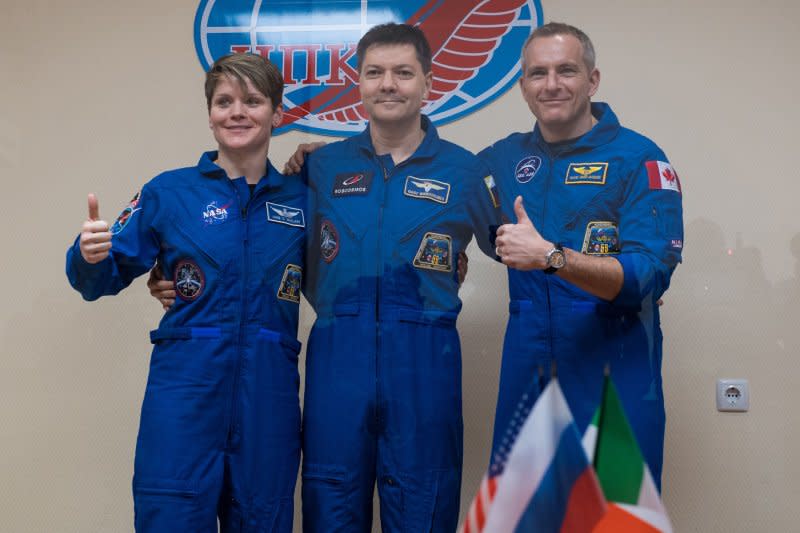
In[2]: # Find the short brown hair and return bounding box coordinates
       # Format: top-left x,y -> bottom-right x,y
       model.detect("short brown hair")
205,53 -> 284,110
522,22 -> 596,71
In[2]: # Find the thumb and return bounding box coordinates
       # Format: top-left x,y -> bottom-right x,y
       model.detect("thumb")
513,195 -> 531,225
87,193 -> 100,221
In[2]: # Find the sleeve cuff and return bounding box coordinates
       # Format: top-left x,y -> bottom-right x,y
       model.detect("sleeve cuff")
611,253 -> 644,309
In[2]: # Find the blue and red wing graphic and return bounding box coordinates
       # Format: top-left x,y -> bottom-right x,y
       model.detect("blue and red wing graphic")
195,0 -> 542,136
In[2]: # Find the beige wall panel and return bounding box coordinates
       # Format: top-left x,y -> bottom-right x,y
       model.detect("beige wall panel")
2,0 -> 798,531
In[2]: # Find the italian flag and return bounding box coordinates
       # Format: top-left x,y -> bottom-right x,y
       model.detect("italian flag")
582,375 -> 674,533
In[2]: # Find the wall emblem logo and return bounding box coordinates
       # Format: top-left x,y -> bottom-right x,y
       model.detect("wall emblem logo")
194,0 -> 543,136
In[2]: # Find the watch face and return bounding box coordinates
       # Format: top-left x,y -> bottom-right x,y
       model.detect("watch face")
547,248 -> 566,269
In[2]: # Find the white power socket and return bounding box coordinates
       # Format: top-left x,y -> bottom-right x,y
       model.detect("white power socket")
716,379 -> 749,412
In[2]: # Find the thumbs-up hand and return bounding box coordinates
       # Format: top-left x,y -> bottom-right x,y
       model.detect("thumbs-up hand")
79,193 -> 112,264
494,195 -> 552,270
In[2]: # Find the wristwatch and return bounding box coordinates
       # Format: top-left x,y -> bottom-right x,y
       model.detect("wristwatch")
544,243 -> 566,274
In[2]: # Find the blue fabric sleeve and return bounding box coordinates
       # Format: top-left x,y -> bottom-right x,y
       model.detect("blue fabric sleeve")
66,184 -> 161,301
613,148 -> 684,308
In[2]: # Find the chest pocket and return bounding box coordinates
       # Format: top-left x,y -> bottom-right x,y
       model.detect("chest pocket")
315,197 -> 365,243
397,201 -> 461,245
251,199 -> 306,280
164,216 -> 225,273
563,178 -> 625,233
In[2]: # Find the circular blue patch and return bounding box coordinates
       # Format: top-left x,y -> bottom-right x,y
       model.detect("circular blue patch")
174,259 -> 205,301
515,156 -> 542,183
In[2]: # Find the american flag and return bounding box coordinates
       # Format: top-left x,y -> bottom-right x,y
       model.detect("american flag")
460,370 -> 545,533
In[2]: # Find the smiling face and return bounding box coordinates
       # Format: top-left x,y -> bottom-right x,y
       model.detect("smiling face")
519,34 -> 600,142
208,76 -> 283,157
359,43 -> 432,130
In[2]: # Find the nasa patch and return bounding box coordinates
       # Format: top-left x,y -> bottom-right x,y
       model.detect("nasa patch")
174,259 -> 205,301
110,192 -> 141,235
404,176 -> 451,204
565,163 -> 608,185
202,200 -> 231,225
515,156 -> 542,183
320,219 -> 339,263
582,221 -> 620,255
277,264 -> 302,303
193,0 -> 543,136
266,202 -> 305,228
413,232 -> 453,272
333,171 -> 373,197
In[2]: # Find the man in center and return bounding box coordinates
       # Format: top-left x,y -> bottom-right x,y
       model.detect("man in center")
299,23 -> 500,532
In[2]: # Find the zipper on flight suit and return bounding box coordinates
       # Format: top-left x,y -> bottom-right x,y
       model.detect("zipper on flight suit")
373,154 -> 412,434
374,157 -> 390,434
541,151 -> 556,364
226,182 -> 251,450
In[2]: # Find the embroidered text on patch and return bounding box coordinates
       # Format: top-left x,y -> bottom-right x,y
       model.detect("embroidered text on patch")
515,156 -> 542,183
565,162 -> 608,185
333,171 -> 373,197
202,201 -> 230,225
582,221 -> 620,255
266,202 -> 306,228
413,232 -> 453,272
404,176 -> 451,204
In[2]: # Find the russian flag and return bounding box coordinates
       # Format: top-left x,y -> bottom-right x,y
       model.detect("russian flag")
480,379 -> 607,533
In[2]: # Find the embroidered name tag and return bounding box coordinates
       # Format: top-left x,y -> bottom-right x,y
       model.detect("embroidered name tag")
565,162 -> 608,184
266,202 -> 305,228
404,176 -> 450,204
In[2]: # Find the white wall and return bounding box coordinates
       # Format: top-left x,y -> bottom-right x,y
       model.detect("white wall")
1,0 -> 798,531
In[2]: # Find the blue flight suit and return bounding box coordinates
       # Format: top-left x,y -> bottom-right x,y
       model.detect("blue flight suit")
479,103 -> 684,486
300,117 -> 500,533
66,152 -> 305,532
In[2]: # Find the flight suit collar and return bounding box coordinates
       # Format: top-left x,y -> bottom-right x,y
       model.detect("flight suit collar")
197,150 -> 287,190
354,115 -> 441,163
529,102 -> 620,155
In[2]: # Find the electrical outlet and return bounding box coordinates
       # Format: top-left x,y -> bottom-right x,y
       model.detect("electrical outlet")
716,379 -> 749,412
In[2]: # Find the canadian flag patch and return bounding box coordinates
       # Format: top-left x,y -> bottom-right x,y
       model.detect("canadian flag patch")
646,160 -> 681,193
